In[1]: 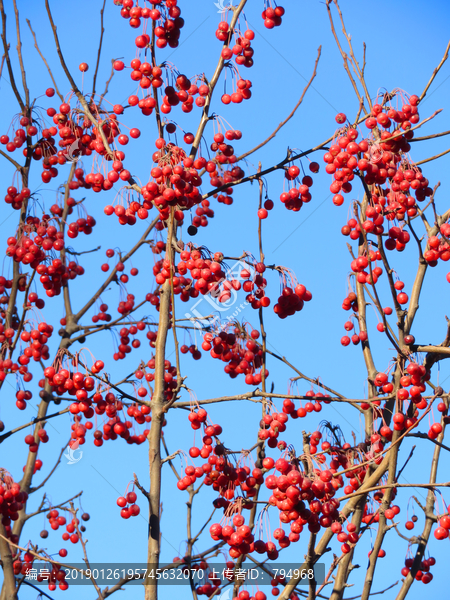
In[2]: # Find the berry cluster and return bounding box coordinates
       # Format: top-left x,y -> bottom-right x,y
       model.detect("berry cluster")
3,184 -> 31,210
116,490 -> 141,519
280,166 -> 316,212
273,283 -> 312,319
262,4 -> 286,29
201,327 -> 266,384
1,476 -> 28,540
221,29 -> 256,70
400,556 -> 436,584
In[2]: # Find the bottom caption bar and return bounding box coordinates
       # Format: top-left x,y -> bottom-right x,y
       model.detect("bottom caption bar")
20,563 -> 326,586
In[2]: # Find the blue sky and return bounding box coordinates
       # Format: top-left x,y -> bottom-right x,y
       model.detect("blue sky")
1,0 -> 450,599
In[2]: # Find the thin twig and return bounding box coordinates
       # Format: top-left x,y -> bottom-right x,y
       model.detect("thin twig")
29,442 -> 70,494
237,46 -> 322,161
11,0 -> 29,106
92,0 -> 106,98
416,147 -> 450,165
420,40 -> 450,101
26,18 -> 64,102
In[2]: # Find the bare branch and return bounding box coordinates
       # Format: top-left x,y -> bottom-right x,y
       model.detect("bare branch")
325,0 -> 367,112
75,217 -> 159,321
0,0 -> 25,110
416,147 -> 450,166
420,40 -> 450,101
188,0 -> 249,160
29,442 -> 71,494
237,46 -> 322,161
0,146 -> 22,170
0,408 -> 69,444
98,58 -> 115,106
11,0 -> 29,106
25,18 -> 64,102
410,128 -> 450,142
92,0 -> 107,98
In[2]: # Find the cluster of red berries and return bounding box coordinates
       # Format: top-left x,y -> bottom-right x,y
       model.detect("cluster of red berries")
258,396 -> 330,448
166,249 -> 227,300
48,197 -> 77,218
324,125 -> 364,205
221,78 -> 253,106
67,415 -> 91,449
237,262 -> 269,309
273,283 -> 312,319
65,214 -> 96,239
329,94 -> 434,214
39,98 -> 130,177
423,225 -> 450,273
340,217 -> 361,239
190,199 -> 215,231
201,327 -> 266,383
342,290 -> 358,312
380,164 -> 430,220
116,0 -> 181,40
1,476 -> 28,534
262,4 -> 286,29
117,490 -> 141,519
1,119 -> 35,154
350,251 -> 383,285
126,401 -> 151,426
12,553 -> 36,578
258,410 -> 290,447
209,129 -> 242,166
205,454 -> 340,559
6,217 -> 64,268
15,556 -> 69,591
114,65 -> 207,115
340,318 -> 368,347
14,387 -> 34,411
161,74 -> 199,114
400,556 -> 436,584
177,396 -> 419,566
177,461 -> 207,492
136,356 -> 179,401
148,1 -> 183,50
38,258 -> 85,298
91,302 -> 112,324
24,428 -> 48,451
3,184 -> 31,210
210,163 -> 245,199
115,293 -> 137,320
44,509 -> 85,545
111,324 -> 143,360
210,513 -> 259,558
180,343 -> 202,360
42,364 -> 98,407
2,322 -> 52,381
204,459 -> 259,504
435,513 -> 450,540
257,198 -> 274,219
187,407 -> 209,431
106,141 -> 205,226
221,29 -> 256,70
94,413 -> 151,447
124,60 -> 159,93
280,166 -> 317,212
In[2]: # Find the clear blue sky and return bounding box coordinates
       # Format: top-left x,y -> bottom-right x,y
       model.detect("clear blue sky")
1,0 -> 450,599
